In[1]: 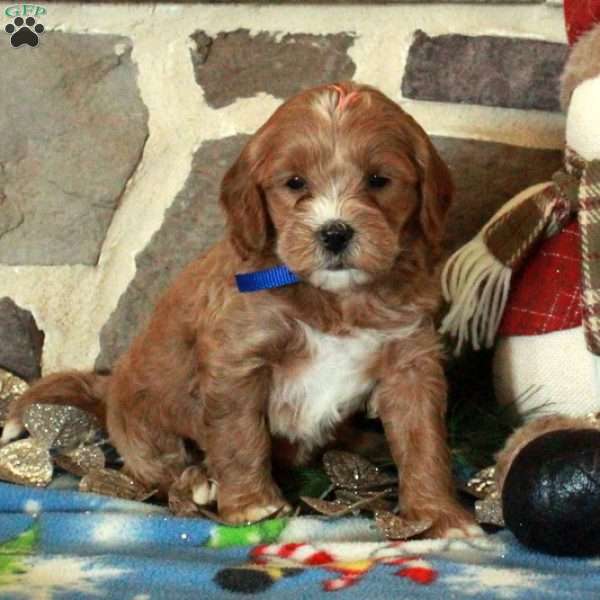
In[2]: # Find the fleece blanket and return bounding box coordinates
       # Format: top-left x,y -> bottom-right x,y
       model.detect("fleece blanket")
1,480 -> 600,599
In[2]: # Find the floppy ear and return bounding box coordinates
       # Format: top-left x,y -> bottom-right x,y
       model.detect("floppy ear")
219,150 -> 272,260
415,137 -> 454,247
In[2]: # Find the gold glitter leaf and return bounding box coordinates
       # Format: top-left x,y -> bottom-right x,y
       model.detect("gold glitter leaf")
334,489 -> 396,513
0,439 -> 53,487
55,445 -> 106,477
301,496 -> 350,516
0,369 -> 28,427
80,468 -> 156,502
323,450 -> 396,490
23,404 -> 100,450
475,492 -> 505,527
464,466 -> 498,499
302,489 -> 391,518
374,511 -> 433,540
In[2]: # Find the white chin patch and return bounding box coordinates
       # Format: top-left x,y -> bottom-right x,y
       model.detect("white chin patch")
309,268 -> 371,292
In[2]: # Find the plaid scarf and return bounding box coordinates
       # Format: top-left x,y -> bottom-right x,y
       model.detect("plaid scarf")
441,148 -> 600,354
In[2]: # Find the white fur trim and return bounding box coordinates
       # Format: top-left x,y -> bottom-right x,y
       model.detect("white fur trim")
494,327 -> 600,418
566,75 -> 600,161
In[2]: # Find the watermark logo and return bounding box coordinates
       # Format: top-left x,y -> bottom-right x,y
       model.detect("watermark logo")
4,5 -> 45,47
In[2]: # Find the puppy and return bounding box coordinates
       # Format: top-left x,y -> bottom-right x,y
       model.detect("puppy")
7,82 -> 475,536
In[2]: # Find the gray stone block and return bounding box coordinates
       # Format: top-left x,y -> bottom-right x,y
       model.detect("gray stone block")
0,32 -> 148,265
402,31 -> 568,112
96,135 -> 249,371
435,136 -> 563,252
190,29 -> 356,108
0,297 -> 44,381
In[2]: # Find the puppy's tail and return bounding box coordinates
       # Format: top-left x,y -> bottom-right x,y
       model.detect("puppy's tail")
2,371 -> 109,445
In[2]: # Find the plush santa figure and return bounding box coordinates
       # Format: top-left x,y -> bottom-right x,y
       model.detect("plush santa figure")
442,1 -> 600,420
442,1 -> 600,556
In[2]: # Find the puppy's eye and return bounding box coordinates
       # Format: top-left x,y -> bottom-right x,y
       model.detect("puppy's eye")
367,174 -> 390,189
286,176 -> 306,191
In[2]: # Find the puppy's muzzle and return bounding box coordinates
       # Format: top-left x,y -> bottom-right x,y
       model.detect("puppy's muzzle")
318,220 -> 354,254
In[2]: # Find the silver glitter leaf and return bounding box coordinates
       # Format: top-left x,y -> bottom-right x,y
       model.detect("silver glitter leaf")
0,369 -> 28,427
475,492 -> 505,527
374,511 -> 433,540
323,450 -> 397,490
79,468 -> 156,502
0,439 -> 53,487
55,445 -> 106,477
23,404 -> 100,450
464,466 -> 497,499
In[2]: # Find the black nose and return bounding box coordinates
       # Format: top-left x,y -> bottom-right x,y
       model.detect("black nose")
318,221 -> 354,254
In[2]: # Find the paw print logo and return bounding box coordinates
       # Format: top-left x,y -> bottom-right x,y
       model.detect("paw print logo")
5,16 -> 44,48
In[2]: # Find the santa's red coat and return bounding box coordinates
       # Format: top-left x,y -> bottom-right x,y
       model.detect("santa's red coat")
565,0 -> 600,44
498,219 -> 583,336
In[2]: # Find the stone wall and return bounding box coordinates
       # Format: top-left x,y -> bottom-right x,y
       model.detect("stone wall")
0,1 -> 566,375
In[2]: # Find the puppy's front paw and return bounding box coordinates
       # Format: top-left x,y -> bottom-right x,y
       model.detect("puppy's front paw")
412,506 -> 482,540
220,494 -> 292,525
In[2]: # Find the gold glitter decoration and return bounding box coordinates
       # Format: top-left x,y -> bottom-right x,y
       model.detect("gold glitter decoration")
465,466 -> 498,499
475,491 -> 505,527
55,445 -> 106,477
334,489 -> 395,513
301,489 -> 391,518
0,439 -> 53,487
80,468 -> 156,502
0,369 -> 28,427
374,511 -> 433,540
23,404 -> 100,450
323,450 -> 396,490
301,496 -> 350,516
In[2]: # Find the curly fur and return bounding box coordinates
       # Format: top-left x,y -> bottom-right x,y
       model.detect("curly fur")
7,82 -> 474,536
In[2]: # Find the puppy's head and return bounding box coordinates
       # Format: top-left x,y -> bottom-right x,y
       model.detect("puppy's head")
220,82 -> 452,292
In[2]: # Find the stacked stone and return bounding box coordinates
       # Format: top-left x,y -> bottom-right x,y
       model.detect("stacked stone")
0,1 -> 565,374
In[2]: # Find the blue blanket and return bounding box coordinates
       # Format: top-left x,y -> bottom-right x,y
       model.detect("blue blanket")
0,480 -> 598,599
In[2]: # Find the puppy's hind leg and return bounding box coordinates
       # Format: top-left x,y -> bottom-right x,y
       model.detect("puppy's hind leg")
168,465 -> 218,516
110,418 -> 195,506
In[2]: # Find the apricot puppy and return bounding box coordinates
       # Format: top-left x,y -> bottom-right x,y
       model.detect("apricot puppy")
7,82 -> 476,537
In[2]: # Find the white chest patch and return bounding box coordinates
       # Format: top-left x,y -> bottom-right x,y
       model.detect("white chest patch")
269,321 -> 418,452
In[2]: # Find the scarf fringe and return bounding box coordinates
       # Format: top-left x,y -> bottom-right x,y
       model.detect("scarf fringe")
440,182 -> 554,354
441,236 -> 512,354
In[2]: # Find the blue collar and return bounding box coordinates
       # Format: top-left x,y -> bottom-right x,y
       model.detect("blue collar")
235,264 -> 301,293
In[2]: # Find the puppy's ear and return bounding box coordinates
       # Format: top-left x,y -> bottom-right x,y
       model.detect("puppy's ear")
415,137 -> 453,247
220,150 -> 272,260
